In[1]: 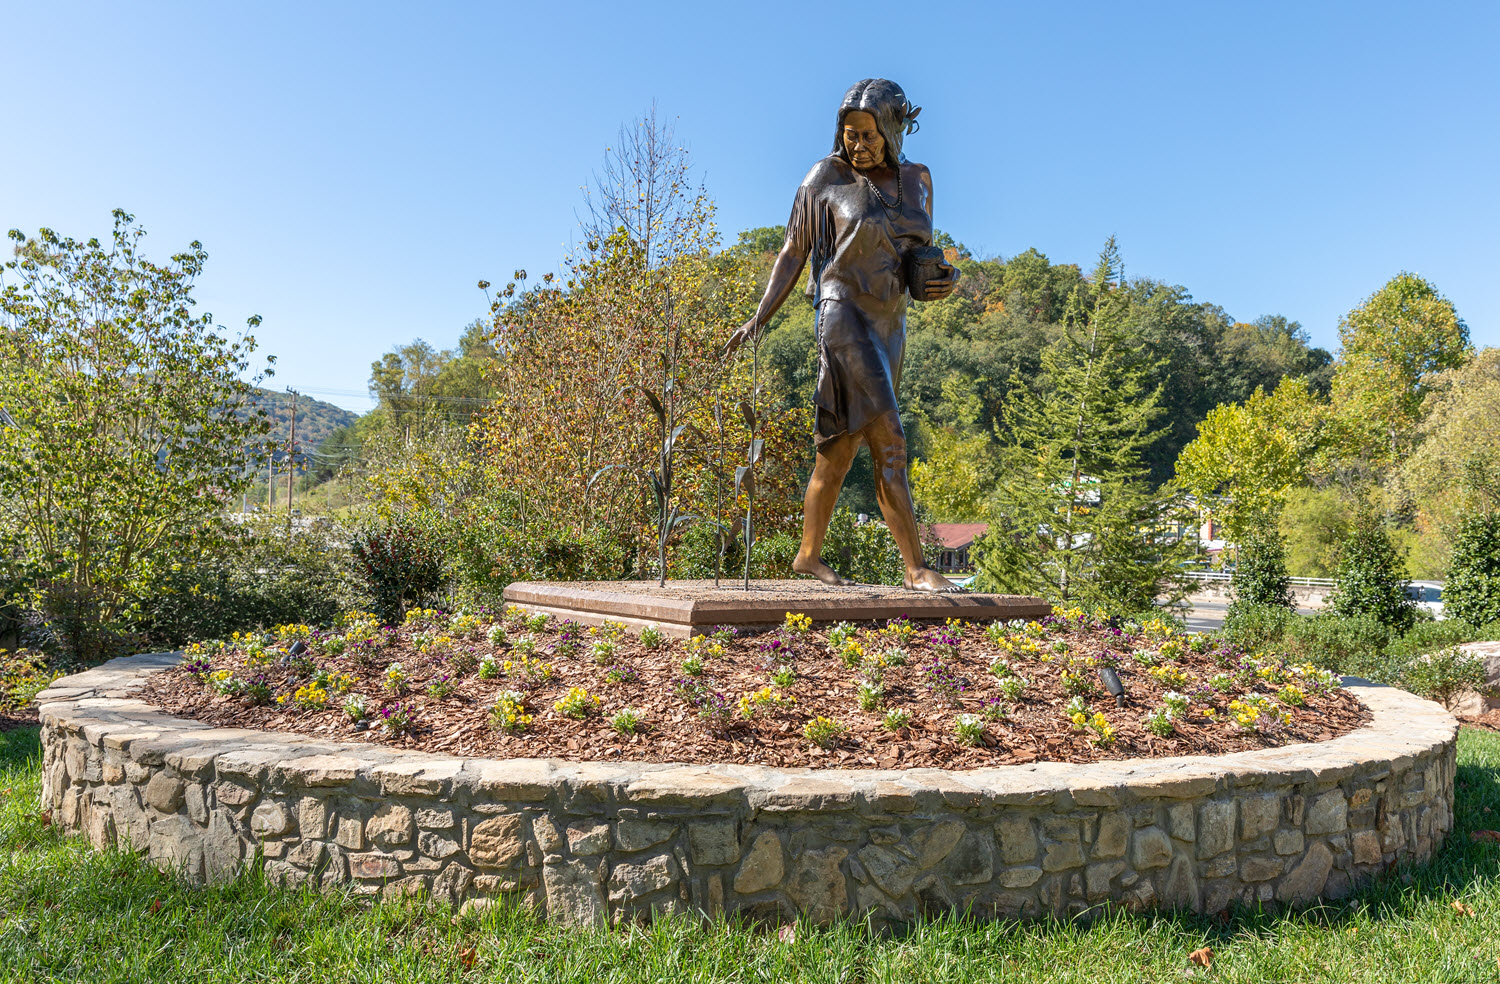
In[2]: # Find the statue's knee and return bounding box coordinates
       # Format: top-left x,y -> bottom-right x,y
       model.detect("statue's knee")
874,443 -> 909,481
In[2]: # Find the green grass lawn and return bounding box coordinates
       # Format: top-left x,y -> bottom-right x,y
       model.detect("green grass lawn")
0,726 -> 1498,982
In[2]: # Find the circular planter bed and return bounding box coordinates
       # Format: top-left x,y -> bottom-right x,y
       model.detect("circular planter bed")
136,609 -> 1369,769
38,632 -> 1456,926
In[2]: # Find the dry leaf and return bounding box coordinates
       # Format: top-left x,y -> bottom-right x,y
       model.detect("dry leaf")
1452,900 -> 1475,916
1188,947 -> 1214,969
148,898 -> 162,915
1471,830 -> 1500,844
778,924 -> 797,944
458,946 -> 477,970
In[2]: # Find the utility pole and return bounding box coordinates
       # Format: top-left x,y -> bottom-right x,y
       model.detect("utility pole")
286,388 -> 298,522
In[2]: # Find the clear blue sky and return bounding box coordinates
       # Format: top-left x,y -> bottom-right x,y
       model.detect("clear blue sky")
5,1 -> 1496,412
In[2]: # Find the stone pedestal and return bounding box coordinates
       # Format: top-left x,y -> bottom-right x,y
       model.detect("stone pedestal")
501,579 -> 1052,638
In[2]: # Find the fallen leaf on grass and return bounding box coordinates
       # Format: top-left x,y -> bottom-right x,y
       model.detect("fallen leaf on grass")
1188,946 -> 1213,969
147,899 -> 162,915
1471,830 -> 1500,844
778,924 -> 797,944
458,947 -> 477,970
1452,900 -> 1475,916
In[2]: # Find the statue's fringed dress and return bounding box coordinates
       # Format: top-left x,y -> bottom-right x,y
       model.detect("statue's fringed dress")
785,155 -> 932,450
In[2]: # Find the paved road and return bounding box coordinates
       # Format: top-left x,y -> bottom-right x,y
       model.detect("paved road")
1180,600 -> 1321,634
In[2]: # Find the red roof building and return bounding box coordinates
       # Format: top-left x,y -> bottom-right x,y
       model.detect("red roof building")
926,523 -> 989,573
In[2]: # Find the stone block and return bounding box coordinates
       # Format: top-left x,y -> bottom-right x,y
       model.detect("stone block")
334,816 -> 365,851
1352,830 -> 1382,865
1168,802 -> 1195,842
785,847 -> 847,924
1274,829 -> 1305,856
996,817 -> 1038,865
1132,827 -> 1173,870
213,780 -> 257,808
1277,842 -> 1333,902
567,821 -> 611,857
1093,812 -> 1129,859
616,819 -> 675,852
946,831 -> 994,886
350,853 -> 402,879
909,819 -> 965,868
608,853 -> 678,903
470,815 -> 524,869
688,820 -> 740,865
532,814 -> 564,855
1086,861 -> 1125,899
419,831 -> 460,859
1240,856 -> 1284,882
543,858 -> 607,928
858,844 -> 917,898
415,807 -> 455,831
433,864 -> 475,903
285,754 -> 362,788
1160,855 -> 1198,909
367,803 -> 415,849
999,865 -> 1043,888
733,831 -> 785,895
1305,792 -> 1348,835
144,773 -> 185,814
184,784 -> 208,826
1196,800 -> 1235,859
1240,795 -> 1281,841
250,801 -> 293,838
1042,840 -> 1084,872
298,797 -> 328,839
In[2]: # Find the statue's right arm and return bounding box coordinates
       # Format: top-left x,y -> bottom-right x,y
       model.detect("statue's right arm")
726,241 -> 808,355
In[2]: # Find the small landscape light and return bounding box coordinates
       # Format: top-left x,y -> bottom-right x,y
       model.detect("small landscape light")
1098,667 -> 1126,707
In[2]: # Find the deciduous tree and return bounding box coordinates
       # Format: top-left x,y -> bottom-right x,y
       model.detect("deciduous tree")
0,211 -> 273,660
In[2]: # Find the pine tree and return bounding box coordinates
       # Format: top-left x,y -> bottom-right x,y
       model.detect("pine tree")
973,239 -> 1192,612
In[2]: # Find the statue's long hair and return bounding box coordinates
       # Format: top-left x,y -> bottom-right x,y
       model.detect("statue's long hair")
831,79 -> 921,169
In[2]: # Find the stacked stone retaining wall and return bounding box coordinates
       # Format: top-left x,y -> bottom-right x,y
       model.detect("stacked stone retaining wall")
38,654 -> 1457,926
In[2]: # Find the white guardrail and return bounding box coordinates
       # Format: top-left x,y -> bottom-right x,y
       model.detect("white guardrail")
1183,571 -> 1337,588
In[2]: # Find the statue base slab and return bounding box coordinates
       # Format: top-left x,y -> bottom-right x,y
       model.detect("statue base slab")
501,579 -> 1051,639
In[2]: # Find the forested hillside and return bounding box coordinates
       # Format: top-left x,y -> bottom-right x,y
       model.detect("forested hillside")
247,387 -> 360,457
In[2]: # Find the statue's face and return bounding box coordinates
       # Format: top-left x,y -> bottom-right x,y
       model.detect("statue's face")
842,110 -> 885,171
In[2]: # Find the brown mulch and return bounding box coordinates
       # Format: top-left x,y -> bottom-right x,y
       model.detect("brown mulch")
137,612 -> 1370,770
0,709 -> 38,732
1460,709 -> 1500,734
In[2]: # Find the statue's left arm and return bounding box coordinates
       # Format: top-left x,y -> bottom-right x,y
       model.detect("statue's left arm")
917,166 -> 959,302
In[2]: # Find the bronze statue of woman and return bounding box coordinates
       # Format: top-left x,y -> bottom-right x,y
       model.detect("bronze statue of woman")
727,78 -> 964,593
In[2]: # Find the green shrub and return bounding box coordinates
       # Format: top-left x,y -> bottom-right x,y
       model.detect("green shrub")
445,510 -> 631,606
749,531 -> 798,579
1445,514 -> 1500,627
349,521 -> 446,626
1232,522 -> 1293,608
1285,613 -> 1395,679
1385,619 -> 1484,660
1397,645 -> 1492,707
135,516 -> 356,646
671,521 -> 742,580
820,508 -> 903,586
1222,602 -> 1296,651
1328,508 -> 1418,632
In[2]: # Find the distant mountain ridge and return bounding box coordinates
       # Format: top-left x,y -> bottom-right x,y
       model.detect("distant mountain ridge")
247,387 -> 361,452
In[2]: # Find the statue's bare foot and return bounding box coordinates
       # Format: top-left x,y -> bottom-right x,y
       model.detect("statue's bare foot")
793,556 -> 856,586
904,567 -> 968,593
